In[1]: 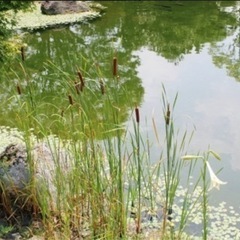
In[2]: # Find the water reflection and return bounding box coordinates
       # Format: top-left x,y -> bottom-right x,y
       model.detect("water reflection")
136,43 -> 240,170
22,2 -> 239,66
210,29 -> 240,81
135,44 -> 240,208
1,2 -> 239,160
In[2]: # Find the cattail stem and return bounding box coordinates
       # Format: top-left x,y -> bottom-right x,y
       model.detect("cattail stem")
113,57 -> 118,76
74,81 -> 80,94
75,81 -> 83,94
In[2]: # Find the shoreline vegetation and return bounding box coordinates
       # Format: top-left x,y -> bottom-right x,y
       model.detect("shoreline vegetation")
1,2 -> 105,64
0,73 -> 239,239
6,2 -> 105,31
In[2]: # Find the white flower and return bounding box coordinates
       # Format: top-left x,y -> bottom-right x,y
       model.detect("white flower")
206,161 -> 227,190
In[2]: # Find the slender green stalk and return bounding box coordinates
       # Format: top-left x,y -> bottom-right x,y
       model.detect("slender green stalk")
202,153 -> 209,240
134,107 -> 141,233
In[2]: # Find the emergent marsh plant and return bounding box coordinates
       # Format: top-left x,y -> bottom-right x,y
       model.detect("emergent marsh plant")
0,53 -> 230,239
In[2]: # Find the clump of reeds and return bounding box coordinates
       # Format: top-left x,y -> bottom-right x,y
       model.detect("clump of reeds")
1,52 -> 228,239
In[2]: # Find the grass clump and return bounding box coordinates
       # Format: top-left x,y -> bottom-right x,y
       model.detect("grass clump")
0,51 -> 234,240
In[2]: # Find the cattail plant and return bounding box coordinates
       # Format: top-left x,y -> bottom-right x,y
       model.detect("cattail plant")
161,87 -> 181,237
134,106 -> 141,233
2,46 -> 230,240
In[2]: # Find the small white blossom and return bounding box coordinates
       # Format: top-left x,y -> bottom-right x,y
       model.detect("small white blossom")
206,161 -> 227,190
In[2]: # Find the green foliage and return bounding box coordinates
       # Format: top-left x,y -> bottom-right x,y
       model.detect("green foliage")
0,1 -> 33,34
0,225 -> 14,238
0,55 -> 234,238
0,1 -> 32,12
0,1 -> 33,62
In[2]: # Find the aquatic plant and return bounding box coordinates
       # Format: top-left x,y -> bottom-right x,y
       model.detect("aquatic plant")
0,51 -> 238,240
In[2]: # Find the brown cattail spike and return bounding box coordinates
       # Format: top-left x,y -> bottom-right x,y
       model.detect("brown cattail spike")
99,79 -> 105,95
135,107 -> 140,124
113,57 -> 117,76
77,70 -> 84,87
68,95 -> 74,105
17,84 -> 22,95
20,46 -> 25,61
166,103 -> 170,125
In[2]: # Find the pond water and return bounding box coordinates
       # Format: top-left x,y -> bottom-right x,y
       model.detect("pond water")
1,1 -> 240,212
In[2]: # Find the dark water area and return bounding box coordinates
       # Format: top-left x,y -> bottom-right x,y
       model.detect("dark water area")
1,1 -> 240,210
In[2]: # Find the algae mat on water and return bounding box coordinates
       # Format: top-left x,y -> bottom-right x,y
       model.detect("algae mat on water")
6,2 -> 103,31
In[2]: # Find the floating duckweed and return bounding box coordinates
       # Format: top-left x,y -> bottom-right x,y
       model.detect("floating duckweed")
5,2 -> 103,31
0,126 -> 25,151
